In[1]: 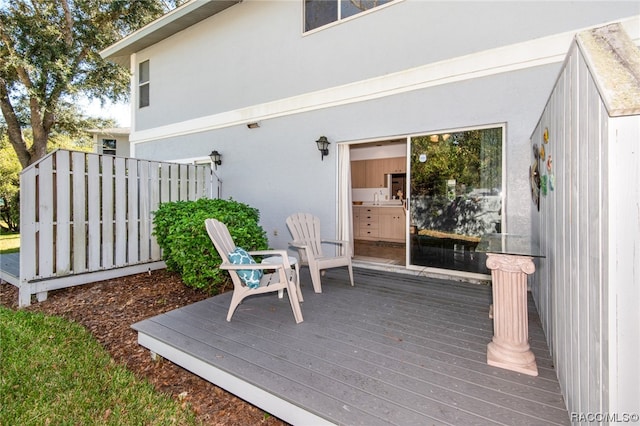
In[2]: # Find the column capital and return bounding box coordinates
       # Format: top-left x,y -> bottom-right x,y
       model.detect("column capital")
486,253 -> 535,274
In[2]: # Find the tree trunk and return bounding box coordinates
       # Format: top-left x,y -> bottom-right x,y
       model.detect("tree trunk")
28,96 -> 51,166
0,78 -> 50,168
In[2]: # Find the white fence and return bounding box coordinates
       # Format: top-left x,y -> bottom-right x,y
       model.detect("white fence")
18,149 -> 212,306
531,23 -> 640,420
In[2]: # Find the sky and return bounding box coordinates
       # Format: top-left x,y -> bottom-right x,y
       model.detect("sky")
79,98 -> 131,128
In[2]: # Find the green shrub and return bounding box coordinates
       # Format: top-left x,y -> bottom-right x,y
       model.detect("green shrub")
153,198 -> 268,293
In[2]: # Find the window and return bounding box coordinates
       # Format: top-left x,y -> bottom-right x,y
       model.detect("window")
409,126 -> 504,274
102,139 -> 116,156
305,0 -> 394,32
138,60 -> 149,108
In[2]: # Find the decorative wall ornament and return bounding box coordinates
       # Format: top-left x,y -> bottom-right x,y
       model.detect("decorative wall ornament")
530,161 -> 540,210
530,136 -> 542,210
544,153 -> 555,193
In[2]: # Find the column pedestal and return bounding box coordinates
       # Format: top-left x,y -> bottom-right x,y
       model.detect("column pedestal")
486,253 -> 538,376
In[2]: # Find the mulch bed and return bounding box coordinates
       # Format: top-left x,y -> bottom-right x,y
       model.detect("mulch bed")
0,270 -> 287,426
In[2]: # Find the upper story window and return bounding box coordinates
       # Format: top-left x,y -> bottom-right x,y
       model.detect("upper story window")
138,60 -> 150,108
102,139 -> 116,156
305,0 -> 394,32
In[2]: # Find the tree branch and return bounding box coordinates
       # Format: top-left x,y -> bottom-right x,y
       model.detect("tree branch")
60,0 -> 75,48
0,24 -> 36,94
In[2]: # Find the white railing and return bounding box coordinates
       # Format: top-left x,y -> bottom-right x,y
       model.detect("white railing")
18,149 -> 212,306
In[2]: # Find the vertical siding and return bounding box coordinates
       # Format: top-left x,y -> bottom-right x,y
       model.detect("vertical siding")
138,160 -> 151,262
585,67 -> 604,416
599,108 -> 610,415
127,157 -> 140,263
55,151 -> 71,275
149,162 -> 161,259
101,156 -> 115,268
114,157 -> 128,267
72,152 -> 87,273
160,162 -> 170,201
170,163 -> 180,200
87,154 -> 101,269
19,150 -> 212,289
19,165 -> 37,304
38,157 -> 54,277
605,114 -> 640,414
532,37 -> 640,420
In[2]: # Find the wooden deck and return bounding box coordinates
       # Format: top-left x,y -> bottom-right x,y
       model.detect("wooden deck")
133,267 -> 569,425
0,252 -> 19,285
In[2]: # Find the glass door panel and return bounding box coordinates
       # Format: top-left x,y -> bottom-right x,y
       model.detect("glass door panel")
409,127 -> 503,274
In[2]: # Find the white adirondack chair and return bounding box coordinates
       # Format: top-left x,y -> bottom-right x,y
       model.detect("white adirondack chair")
286,213 -> 354,293
205,218 -> 303,323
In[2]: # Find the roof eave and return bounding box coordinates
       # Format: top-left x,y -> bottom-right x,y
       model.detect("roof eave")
87,127 -> 131,135
101,0 -> 241,67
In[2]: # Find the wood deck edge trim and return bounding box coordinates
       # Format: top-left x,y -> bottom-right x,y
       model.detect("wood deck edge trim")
29,261 -> 167,289
136,332 -> 336,426
0,270 -> 19,286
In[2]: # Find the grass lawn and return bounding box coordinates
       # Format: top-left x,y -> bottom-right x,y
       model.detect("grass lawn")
0,307 -> 199,425
0,231 -> 19,254
0,231 -> 200,424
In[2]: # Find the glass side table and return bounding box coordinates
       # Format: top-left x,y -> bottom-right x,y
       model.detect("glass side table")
477,233 -> 545,376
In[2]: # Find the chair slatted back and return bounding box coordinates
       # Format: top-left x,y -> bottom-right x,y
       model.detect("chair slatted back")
286,213 -> 324,261
204,218 -> 236,263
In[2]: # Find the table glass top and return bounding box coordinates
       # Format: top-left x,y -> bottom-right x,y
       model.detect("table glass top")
476,233 -> 545,258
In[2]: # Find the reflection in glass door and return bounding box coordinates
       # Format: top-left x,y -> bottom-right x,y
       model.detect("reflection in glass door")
409,127 -> 503,274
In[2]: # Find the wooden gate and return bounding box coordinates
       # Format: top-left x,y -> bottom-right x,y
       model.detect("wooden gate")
18,149 -> 212,306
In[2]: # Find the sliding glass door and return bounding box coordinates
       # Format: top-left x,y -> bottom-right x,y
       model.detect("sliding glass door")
408,126 -> 503,274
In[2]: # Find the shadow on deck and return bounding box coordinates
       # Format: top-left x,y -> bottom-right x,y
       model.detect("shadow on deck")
132,267 -> 568,425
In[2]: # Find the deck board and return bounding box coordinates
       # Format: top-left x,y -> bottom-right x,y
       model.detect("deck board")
0,252 -> 19,285
133,268 -> 569,425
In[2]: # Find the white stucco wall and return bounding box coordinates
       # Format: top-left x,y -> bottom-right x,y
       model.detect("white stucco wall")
91,131 -> 131,157
132,1 -> 639,130
126,1 -> 639,252
135,63 -> 558,248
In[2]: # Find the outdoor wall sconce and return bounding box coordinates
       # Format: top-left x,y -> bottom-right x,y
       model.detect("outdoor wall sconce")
429,133 -> 452,143
247,122 -> 260,129
209,150 -> 222,169
316,136 -> 330,161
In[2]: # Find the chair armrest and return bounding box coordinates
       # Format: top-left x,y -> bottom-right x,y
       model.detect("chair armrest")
321,239 -> 349,246
288,241 -> 308,249
219,262 -> 283,271
248,249 -> 289,258
320,239 -> 352,256
249,250 -> 293,266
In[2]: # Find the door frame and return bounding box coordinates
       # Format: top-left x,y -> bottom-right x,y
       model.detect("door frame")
339,124 -> 504,281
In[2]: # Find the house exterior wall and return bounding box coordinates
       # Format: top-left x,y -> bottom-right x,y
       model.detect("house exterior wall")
132,1 -> 638,131
135,64 -> 558,248
123,1 -> 638,252
94,133 -> 131,157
